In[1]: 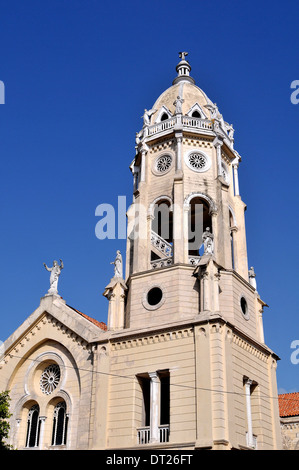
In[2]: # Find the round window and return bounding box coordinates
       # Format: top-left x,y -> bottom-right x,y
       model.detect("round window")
40,364 -> 61,395
185,150 -> 211,173
155,154 -> 173,174
240,296 -> 249,320
147,287 -> 163,306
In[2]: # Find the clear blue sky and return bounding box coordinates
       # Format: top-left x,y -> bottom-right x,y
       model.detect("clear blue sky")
0,0 -> 298,395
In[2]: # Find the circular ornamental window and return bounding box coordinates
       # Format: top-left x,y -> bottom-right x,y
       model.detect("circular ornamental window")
154,154 -> 173,175
185,151 -> 211,173
40,364 -> 61,395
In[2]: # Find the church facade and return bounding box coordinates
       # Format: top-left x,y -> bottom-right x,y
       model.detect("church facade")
0,53 -> 282,450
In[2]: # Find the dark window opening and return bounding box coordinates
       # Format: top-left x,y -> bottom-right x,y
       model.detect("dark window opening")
160,374 -> 170,425
139,376 -> 151,427
191,110 -> 201,118
240,296 -> 248,315
26,405 -> 40,448
152,201 -> 173,243
147,287 -> 163,306
188,197 -> 212,256
161,113 -> 169,121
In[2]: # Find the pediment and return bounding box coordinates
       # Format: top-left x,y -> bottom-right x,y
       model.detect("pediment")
154,105 -> 173,123
2,294 -> 107,360
186,102 -> 208,119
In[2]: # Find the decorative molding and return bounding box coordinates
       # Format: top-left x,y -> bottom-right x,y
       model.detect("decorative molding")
232,334 -> 268,362
111,327 -> 194,350
1,312 -> 93,369
183,191 -> 218,214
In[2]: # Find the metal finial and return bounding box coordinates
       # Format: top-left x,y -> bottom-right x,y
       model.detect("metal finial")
179,51 -> 188,61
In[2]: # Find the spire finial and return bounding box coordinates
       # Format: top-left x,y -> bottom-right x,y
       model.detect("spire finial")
173,51 -> 195,85
179,51 -> 188,61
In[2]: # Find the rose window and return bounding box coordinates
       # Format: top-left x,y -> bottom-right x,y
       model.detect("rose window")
185,151 -> 211,173
188,153 -> 207,170
155,155 -> 172,173
40,364 -> 61,395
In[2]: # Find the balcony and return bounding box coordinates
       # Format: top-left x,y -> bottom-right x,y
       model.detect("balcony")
145,116 -> 213,139
137,425 -> 170,445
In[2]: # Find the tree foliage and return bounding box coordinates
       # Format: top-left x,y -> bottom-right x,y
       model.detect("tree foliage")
0,391 -> 12,450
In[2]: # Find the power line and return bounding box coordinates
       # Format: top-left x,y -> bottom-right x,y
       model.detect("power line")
4,353 -> 298,405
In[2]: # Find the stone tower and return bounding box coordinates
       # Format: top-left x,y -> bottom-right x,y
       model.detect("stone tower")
123,52 -> 260,334
105,52 -> 282,449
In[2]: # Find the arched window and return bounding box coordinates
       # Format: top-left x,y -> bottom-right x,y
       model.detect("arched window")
152,200 -> 173,243
160,112 -> 169,121
51,401 -> 68,446
188,197 -> 212,256
191,110 -> 201,118
25,404 -> 41,448
151,199 -> 173,264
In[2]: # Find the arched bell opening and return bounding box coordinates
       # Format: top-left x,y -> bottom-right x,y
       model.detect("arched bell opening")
188,197 -> 212,257
151,199 -> 173,264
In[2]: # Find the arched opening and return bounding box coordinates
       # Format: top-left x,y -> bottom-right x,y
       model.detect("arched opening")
152,200 -> 173,243
51,401 -> 68,446
160,112 -> 169,121
191,110 -> 201,118
25,403 -> 40,448
151,199 -> 173,264
188,197 -> 212,257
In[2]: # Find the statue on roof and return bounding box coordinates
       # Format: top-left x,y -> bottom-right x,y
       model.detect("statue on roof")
111,250 -> 123,278
248,266 -> 257,290
142,108 -> 156,127
173,95 -> 184,115
43,259 -> 64,295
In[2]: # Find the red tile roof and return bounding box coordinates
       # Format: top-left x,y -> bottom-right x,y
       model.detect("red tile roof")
67,305 -> 107,331
279,392 -> 299,417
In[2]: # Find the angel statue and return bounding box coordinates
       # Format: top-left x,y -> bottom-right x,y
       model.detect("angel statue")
142,108 -> 156,127
43,259 -> 64,295
110,250 -> 123,278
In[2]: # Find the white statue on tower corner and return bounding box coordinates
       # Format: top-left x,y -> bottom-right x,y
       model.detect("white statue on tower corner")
43,259 -> 64,295
111,250 -> 123,279
248,266 -> 257,290
202,227 -> 214,255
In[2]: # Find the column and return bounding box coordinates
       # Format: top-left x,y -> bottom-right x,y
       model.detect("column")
175,132 -> 183,171
39,416 -> 47,449
140,150 -> 146,183
149,372 -> 160,443
213,136 -> 223,177
233,164 -> 240,196
245,379 -> 254,448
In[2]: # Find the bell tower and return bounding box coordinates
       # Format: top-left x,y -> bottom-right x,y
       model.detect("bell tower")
123,52 -> 263,339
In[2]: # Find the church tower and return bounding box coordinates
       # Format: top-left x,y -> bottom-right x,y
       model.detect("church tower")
122,52 -> 260,335
104,52 -> 282,450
